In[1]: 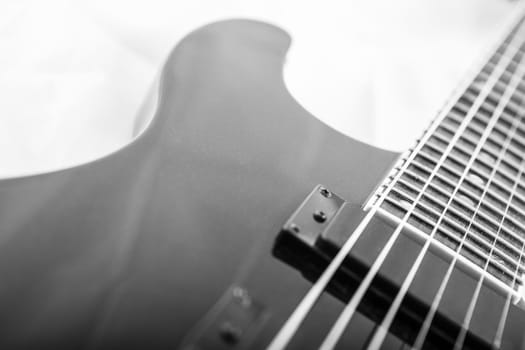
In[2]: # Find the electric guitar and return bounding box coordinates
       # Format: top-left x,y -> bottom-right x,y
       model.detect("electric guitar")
2,8 -> 525,350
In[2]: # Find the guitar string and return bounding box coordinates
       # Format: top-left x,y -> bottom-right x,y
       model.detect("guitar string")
317,23 -> 525,350
413,61 -> 525,350
342,10 -> 521,349
492,201 -> 525,350
410,42 -> 525,350
265,35 -> 464,350
492,296 -> 513,350
450,65 -> 525,350
484,42 -> 525,350
266,6 -> 525,350
453,75 -> 525,350
476,112 -> 525,349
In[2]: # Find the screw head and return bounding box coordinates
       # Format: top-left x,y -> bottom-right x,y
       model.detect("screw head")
319,187 -> 331,198
232,287 -> 252,308
313,210 -> 327,223
289,223 -> 300,233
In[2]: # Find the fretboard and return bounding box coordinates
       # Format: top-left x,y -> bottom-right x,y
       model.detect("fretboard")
370,14 -> 525,295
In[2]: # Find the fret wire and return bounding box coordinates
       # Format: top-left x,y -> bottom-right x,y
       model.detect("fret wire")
458,135 -> 477,150
477,148 -> 522,177
421,145 -> 442,160
501,161 -> 520,180
470,119 -> 488,134
478,105 -> 495,120
469,153 -> 525,199
439,121 -> 460,135
493,165 -> 519,189
466,86 -> 481,97
451,144 -> 472,161
466,123 -> 485,139
448,108 -> 467,121
477,103 -> 525,129
460,91 -> 478,104
450,146 -> 470,163
483,94 -> 525,116
436,125 -> 455,139
487,92 -> 502,106
484,62 -> 519,82
468,117 -> 488,133
475,72 -> 518,98
430,132 -> 453,147
493,79 -> 525,100
474,154 -> 518,187
443,114 -> 463,127
485,165 -> 525,206
415,155 -> 462,179
443,118 -> 461,131
454,102 -> 470,115
457,97 -> 475,110
420,150 -> 464,174
467,165 -> 525,215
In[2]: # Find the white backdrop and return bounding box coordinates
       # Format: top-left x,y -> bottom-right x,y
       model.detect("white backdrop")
0,0 -> 518,177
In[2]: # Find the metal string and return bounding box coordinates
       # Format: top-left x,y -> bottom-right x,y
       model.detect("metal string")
492,231 -> 525,350
451,79 -> 525,350
491,152 -> 525,349
265,47 -> 458,350
266,6 -> 525,350
411,45 -> 525,350
372,48 -> 525,350
266,208 -> 377,350
488,48 -> 525,350
488,151 -> 525,347
486,15 -> 525,350
452,107 -> 525,350
317,25 -> 525,350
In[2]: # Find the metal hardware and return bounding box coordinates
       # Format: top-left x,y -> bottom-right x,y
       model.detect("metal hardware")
319,186 -> 332,198
313,210 -> 327,223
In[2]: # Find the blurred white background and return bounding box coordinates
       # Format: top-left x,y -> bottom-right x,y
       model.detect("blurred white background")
0,0 -> 519,177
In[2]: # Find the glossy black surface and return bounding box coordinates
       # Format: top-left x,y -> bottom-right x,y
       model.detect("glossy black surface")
0,19 -> 524,349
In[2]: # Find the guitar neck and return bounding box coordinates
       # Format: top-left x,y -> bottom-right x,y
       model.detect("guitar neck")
369,12 -> 525,297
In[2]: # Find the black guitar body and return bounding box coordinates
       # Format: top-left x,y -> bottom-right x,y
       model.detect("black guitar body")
1,20 -> 524,349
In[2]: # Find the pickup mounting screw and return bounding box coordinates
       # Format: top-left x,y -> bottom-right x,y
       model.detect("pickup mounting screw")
313,210 -> 327,223
320,187 -> 331,198
289,223 -> 300,233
